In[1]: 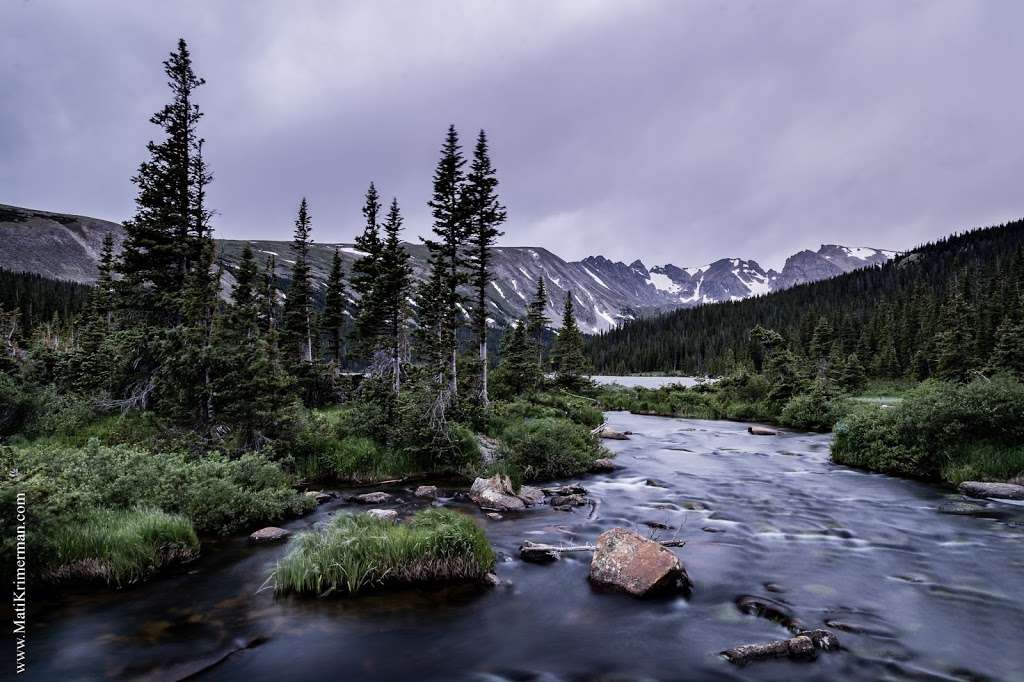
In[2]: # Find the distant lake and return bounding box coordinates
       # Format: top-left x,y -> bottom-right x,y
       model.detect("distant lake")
590,375 -> 702,389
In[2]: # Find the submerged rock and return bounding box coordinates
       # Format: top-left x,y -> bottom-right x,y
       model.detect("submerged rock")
550,494 -> 588,508
588,528 -> 691,597
735,594 -> 802,632
938,501 -> 996,516
249,527 -> 291,544
353,492 -> 393,505
366,509 -> 398,522
959,481 -> 1024,500
747,426 -> 778,436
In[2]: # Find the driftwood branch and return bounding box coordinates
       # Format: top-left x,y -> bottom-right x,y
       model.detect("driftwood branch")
520,539 -> 685,563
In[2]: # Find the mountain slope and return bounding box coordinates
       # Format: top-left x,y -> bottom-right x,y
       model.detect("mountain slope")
0,202 -> 893,333
587,218 -> 1024,376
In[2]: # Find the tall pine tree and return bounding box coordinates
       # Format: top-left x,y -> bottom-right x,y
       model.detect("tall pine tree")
377,199 -> 414,394
351,183 -> 384,350
282,198 -> 314,364
117,38 -> 209,326
422,125 -> 468,395
464,130 -> 506,405
322,247 -> 346,366
552,291 -> 588,388
526,277 -> 549,369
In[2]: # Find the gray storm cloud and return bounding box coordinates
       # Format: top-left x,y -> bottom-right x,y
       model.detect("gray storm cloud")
2,0 -> 1022,269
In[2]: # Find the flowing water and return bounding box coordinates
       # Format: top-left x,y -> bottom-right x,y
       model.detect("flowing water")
25,411 -> 1024,681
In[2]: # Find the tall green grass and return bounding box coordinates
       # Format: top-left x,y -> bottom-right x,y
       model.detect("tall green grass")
45,508 -> 198,586
270,509 -> 495,596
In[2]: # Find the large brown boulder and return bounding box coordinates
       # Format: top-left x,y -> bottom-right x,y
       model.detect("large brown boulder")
588,528 -> 691,597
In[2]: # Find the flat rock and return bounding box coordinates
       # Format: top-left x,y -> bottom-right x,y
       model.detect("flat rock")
304,491 -> 333,504
414,485 -> 439,499
486,512 -> 503,521
747,426 -> 778,436
959,481 -> 1024,500
938,501 -> 995,516
588,528 -> 691,597
366,509 -> 398,522
353,491 -> 393,505
249,527 -> 290,544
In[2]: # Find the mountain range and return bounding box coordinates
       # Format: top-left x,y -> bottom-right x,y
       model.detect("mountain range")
0,202 -> 895,333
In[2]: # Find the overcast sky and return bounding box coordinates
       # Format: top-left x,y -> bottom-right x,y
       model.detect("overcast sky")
2,1 -> 1023,269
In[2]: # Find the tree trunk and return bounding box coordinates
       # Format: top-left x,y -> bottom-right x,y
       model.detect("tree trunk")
479,338 -> 489,406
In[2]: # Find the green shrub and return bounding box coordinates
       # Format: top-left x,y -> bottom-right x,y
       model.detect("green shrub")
6,441 -> 313,536
270,508 -> 495,596
45,508 -> 198,586
779,383 -> 853,432
832,376 -> 1024,482
498,417 -> 606,481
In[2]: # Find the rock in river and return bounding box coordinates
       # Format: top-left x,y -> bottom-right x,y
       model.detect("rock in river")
596,426 -> 630,440
249,527 -> 291,544
588,528 -> 691,597
304,491 -> 333,504
414,485 -> 439,499
366,509 -> 399,522
747,426 -> 778,436
469,474 -> 543,512
590,458 -> 619,473
353,491 -> 393,505
959,481 -> 1024,500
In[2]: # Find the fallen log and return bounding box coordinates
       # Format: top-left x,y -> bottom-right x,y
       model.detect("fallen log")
722,629 -> 839,666
519,538 -> 685,563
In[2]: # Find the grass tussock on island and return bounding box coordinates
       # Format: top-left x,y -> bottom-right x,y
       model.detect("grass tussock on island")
270,509 -> 495,596
45,508 -> 198,586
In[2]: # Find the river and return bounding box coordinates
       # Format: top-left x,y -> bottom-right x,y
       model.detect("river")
25,410 -> 1024,681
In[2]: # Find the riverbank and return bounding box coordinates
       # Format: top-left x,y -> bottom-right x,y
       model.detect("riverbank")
21,411 -> 1024,681
597,375 -> 1024,488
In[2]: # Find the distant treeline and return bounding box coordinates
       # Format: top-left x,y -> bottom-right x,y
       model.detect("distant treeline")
587,219 -> 1024,380
0,268 -> 91,333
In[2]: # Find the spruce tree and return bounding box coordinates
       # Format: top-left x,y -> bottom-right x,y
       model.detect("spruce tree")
117,38 -> 208,325
322,247 -> 346,365
213,244 -> 292,447
990,316 -> 1024,378
282,198 -> 314,364
934,282 -> 975,381
377,198 -> 414,394
552,291 -> 588,388
464,130 -> 507,405
494,319 -> 542,396
838,353 -> 867,393
526,276 -> 549,368
352,183 -> 384,349
422,125 -> 468,394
